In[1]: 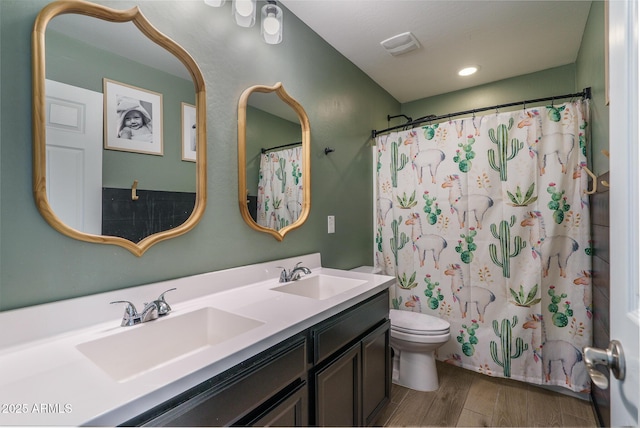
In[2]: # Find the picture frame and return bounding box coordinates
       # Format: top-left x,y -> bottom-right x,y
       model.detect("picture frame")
181,102 -> 197,162
103,78 -> 163,155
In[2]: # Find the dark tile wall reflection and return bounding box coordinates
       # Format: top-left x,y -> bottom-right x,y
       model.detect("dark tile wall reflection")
102,188 -> 196,243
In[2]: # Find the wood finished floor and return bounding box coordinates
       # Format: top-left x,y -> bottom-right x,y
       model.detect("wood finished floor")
374,361 -> 598,427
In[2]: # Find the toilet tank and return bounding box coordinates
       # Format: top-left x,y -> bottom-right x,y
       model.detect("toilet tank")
350,266 -> 382,274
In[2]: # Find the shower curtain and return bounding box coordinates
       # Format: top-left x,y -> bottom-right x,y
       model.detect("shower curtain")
375,100 -> 592,392
257,146 -> 303,229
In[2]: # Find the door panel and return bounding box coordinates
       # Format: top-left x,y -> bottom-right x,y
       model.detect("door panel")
45,79 -> 103,235
608,0 -> 639,425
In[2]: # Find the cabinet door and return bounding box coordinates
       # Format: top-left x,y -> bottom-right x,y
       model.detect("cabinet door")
362,321 -> 391,426
314,343 -> 361,427
247,383 -> 307,427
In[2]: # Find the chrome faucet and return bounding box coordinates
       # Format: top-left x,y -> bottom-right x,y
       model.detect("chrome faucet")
111,288 -> 176,327
278,262 -> 312,282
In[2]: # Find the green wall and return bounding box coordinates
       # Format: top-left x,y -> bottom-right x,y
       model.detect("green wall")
0,0 -> 398,311
401,64 -> 576,121
400,3 -> 608,176
0,0 -> 606,311
245,106 -> 302,198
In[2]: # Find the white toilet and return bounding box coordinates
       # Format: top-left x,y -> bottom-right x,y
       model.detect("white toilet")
389,309 -> 451,392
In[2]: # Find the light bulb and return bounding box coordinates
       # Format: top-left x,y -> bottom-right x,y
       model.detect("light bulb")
263,14 -> 280,35
233,0 -> 256,27
235,0 -> 254,17
261,2 -> 283,44
458,66 -> 479,76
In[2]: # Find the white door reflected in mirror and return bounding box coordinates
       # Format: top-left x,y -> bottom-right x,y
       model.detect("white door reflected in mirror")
46,80 -> 102,235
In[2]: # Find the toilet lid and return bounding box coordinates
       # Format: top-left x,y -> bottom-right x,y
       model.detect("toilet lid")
390,309 -> 450,335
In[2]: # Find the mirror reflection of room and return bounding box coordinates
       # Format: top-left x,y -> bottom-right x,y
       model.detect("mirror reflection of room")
245,92 -> 303,228
44,14 -> 197,243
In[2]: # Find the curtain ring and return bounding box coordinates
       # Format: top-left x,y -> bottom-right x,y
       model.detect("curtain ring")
472,110 -> 476,120
551,96 -> 555,107
523,100 -> 526,111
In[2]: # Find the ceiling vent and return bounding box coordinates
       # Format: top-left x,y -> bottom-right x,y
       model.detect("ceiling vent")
380,32 -> 420,56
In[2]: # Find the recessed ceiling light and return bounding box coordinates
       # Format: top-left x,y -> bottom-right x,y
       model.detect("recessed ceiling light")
458,66 -> 479,76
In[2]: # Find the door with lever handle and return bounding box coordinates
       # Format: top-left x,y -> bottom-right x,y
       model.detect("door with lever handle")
582,340 -> 625,389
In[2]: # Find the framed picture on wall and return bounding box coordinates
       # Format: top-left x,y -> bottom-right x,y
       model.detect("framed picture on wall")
181,102 -> 197,162
103,78 -> 163,155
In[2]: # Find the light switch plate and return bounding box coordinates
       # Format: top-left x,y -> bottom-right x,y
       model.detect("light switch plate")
327,215 -> 335,233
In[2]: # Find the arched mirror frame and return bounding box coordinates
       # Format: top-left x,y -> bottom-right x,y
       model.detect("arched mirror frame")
32,0 -> 207,256
238,83 -> 311,241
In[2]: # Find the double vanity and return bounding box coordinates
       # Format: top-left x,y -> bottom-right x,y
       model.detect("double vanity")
0,254 -> 394,426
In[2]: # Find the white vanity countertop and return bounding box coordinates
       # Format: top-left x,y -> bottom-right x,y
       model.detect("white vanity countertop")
0,254 -> 394,426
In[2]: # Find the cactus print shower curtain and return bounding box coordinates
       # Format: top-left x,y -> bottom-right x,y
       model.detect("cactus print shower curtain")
375,100 -> 592,392
257,146 -> 303,229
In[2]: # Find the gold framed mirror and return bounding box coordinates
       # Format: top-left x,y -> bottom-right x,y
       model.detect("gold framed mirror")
238,83 -> 310,241
32,0 -> 207,256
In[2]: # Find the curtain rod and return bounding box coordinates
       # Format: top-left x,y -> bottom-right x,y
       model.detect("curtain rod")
261,141 -> 302,154
371,87 -> 592,139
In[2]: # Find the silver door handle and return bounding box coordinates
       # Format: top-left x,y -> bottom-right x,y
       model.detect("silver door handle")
582,340 -> 625,389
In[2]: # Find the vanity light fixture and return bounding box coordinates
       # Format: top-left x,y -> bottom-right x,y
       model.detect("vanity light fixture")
458,66 -> 479,76
204,0 -> 226,6
233,0 -> 257,28
205,0 -> 284,43
261,1 -> 283,44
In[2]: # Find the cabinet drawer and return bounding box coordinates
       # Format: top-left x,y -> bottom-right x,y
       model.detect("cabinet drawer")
312,290 -> 389,364
135,336 -> 307,427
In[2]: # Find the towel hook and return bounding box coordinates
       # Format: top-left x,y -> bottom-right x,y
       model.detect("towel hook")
583,166 -> 598,195
131,180 -> 140,201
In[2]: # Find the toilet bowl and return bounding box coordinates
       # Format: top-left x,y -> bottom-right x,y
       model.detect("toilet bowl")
389,309 -> 450,392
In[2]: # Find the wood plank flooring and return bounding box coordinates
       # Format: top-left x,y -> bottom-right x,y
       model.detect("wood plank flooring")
374,362 -> 598,427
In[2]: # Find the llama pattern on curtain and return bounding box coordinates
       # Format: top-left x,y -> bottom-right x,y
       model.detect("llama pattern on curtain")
257,146 -> 303,229
375,100 -> 592,392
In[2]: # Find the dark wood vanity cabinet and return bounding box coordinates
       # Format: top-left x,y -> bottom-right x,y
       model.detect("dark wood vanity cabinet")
311,291 -> 391,426
124,336 -> 308,427
122,289 -> 390,427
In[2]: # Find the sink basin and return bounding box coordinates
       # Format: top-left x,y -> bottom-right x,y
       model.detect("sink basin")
76,307 -> 264,382
272,274 -> 367,300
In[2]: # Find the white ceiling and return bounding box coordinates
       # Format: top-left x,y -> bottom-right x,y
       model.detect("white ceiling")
280,0 -> 592,103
